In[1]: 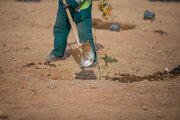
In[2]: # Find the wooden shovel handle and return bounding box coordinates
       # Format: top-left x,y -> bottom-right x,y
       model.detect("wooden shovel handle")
62,0 -> 81,47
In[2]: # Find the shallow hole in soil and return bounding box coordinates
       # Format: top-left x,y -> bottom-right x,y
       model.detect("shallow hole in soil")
110,71 -> 180,83
92,18 -> 136,30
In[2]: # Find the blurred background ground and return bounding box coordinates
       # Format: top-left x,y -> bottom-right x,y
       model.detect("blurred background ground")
0,0 -> 180,120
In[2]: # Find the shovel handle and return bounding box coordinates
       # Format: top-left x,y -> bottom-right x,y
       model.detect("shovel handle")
62,0 -> 81,47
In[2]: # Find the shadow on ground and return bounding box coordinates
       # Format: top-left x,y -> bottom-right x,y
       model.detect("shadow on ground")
92,18 -> 136,30
75,68 -> 97,80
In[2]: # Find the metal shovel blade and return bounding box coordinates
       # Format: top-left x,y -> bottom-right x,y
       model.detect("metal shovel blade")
71,41 -> 94,67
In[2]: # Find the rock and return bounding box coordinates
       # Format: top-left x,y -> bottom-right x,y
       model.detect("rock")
47,85 -> 57,89
46,74 -> 51,77
140,91 -> 145,94
88,85 -> 98,89
109,24 -> 120,32
142,105 -> 149,110
144,10 -> 155,20
165,67 -> 170,72
31,89 -> 36,93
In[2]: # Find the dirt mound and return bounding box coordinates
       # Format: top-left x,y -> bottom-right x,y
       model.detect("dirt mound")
92,18 -> 136,30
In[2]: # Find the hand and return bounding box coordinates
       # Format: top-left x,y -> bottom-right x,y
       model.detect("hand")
63,3 -> 73,9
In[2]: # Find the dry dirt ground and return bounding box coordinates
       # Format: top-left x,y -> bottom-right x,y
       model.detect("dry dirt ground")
0,0 -> 180,120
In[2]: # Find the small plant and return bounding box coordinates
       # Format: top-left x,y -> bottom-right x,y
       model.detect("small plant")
95,0 -> 114,79
100,54 -> 118,67
98,0 -> 113,20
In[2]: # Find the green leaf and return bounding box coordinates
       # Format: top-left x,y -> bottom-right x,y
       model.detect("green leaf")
108,58 -> 118,63
100,54 -> 118,67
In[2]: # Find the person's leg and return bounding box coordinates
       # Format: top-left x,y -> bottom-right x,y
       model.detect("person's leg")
51,1 -> 71,57
76,16 -> 97,62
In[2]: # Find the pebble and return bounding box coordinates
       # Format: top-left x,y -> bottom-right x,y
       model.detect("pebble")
140,91 -> 145,94
142,105 -> 149,110
88,85 -> 98,89
165,67 -> 170,72
46,74 -> 51,77
47,85 -> 57,89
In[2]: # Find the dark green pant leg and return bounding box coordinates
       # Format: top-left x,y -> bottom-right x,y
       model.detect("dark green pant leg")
76,16 -> 97,62
51,2 -> 71,57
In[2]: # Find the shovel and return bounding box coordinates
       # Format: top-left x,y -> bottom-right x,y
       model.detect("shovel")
62,0 -> 94,67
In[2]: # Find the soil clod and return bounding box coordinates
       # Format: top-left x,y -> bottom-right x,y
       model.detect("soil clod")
23,62 -> 36,67
142,105 -> 149,110
44,62 -> 56,67
154,30 -> 168,35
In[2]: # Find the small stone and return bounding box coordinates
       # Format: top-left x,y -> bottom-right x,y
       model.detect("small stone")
47,85 -> 57,89
88,85 -> 98,89
165,67 -> 170,72
142,105 -> 149,110
31,89 -> 36,93
46,74 -> 51,77
156,115 -> 163,119
24,47 -> 30,50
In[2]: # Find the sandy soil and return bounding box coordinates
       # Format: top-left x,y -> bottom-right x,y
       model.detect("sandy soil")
0,0 -> 180,120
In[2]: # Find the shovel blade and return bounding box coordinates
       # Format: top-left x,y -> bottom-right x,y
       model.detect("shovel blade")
71,41 -> 94,67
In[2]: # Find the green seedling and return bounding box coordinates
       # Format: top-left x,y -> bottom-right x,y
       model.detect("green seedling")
95,0 -> 113,80
100,54 -> 118,67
